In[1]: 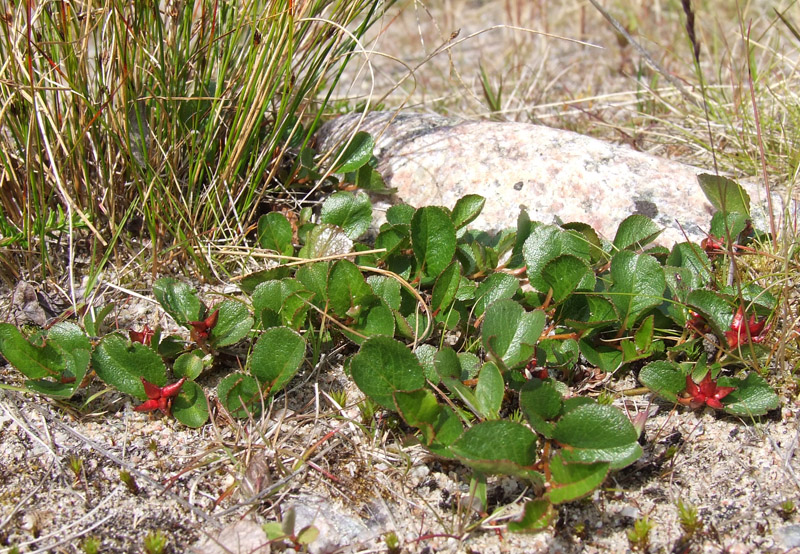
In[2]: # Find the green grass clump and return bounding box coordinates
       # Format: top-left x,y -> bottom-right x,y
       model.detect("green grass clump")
0,0 -> 390,284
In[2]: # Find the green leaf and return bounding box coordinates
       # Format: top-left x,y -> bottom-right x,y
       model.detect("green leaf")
0,323 -> 69,379
341,295 -> 395,345
450,421 -> 541,481
578,338 -> 623,373
431,261 -> 461,315
257,212 -> 294,256
296,263 -> 329,308
686,289 -> 734,337
613,214 -> 663,251
697,173 -> 750,216
320,191 -> 373,239
475,362 -> 504,419
551,403 -> 642,469
332,131 -> 374,173
519,379 -> 563,437
548,454 -> 610,504
24,324 -> 90,398
523,225 -> 590,293
414,343 -> 439,382
720,373 -> 779,416
153,278 -> 204,326
667,243 -> 712,290
562,222 -> 605,264
638,361 -> 686,402
634,315 -> 654,353
563,295 -> 618,331
351,336 -> 426,409
354,164 -> 393,194
92,335 -> 167,399
217,372 -> 261,418
173,350 -> 205,381
482,300 -> 545,370
367,275 -> 402,310
473,272 -> 519,317
411,206 -> 457,280
172,380 -> 209,428
451,194 -> 486,229
208,300 -> 253,348
710,211 -> 749,242
507,500 -> 555,533
386,204 -> 415,225
394,389 -> 462,447
327,260 -> 372,318
541,255 -> 595,303
298,224 -> 353,259
509,209 -> 533,268
250,327 -> 306,395
608,251 -> 665,330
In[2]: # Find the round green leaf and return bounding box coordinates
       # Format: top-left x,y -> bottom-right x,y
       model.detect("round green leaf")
551,403 -> 641,469
548,454 -> 610,504
332,131 -> 374,173
613,214 -> 663,251
250,327 -> 306,395
350,336 -> 426,409
299,224 -> 353,259
451,194 -> 486,229
608,251 -> 666,330
720,373 -> 779,416
541,255 -> 595,303
411,206 -> 457,279
92,335 -> 167,399
258,212 -> 294,256
386,204 -> 415,225
153,278 -> 204,325
482,300 -> 545,370
450,420 -> 540,481
473,272 -> 519,317
686,289 -> 735,337
638,360 -> 686,402
173,350 -> 205,380
172,380 -> 209,427
0,323 -> 65,379
320,191 -> 373,239
367,275 -> 402,310
523,225 -> 591,293
342,295 -> 395,345
217,372 -> 261,418
519,379 -> 563,437
208,300 -> 254,348
327,260 -> 371,318
697,173 -> 750,216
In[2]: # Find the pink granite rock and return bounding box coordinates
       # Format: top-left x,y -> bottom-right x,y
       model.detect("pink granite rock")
317,112 -> 791,245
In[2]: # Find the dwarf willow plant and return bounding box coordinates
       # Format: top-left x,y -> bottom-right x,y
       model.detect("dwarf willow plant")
0,0 -> 390,281
0,138 -> 781,530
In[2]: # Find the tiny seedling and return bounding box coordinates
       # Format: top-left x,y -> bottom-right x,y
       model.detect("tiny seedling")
627,516 -> 653,551
80,536 -> 101,554
329,388 -> 349,408
677,500 -> 702,536
120,470 -> 140,495
143,530 -> 167,554
779,500 -> 797,520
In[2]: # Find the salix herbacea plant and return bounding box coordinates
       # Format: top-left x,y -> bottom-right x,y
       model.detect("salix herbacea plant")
0,136 -> 780,532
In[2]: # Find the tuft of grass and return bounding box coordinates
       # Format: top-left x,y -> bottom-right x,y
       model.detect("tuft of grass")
0,0 -> 391,285
627,515 -> 653,551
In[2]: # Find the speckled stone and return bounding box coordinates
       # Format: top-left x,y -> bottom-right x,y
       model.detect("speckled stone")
317,112 -> 792,245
